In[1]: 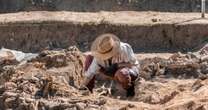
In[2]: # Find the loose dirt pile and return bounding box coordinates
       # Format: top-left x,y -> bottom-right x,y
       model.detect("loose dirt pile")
133,45 -> 208,109
0,46 -> 104,110
0,45 -> 208,110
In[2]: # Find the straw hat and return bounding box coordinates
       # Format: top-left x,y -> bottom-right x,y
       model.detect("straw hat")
91,33 -> 121,60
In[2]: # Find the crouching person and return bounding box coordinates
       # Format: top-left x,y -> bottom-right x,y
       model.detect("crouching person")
82,33 -> 139,97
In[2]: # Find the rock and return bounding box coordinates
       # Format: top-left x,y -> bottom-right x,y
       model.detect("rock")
199,44 -> 208,55
76,103 -> 86,110
4,82 -> 17,90
31,50 -> 68,68
152,18 -> 158,22
3,92 -> 18,98
192,79 -> 204,92
165,100 -> 197,110
4,97 -> 18,109
94,97 -> 107,106
195,105 -> 208,110
139,57 -> 169,79
0,50 -> 18,67
0,66 -> 16,85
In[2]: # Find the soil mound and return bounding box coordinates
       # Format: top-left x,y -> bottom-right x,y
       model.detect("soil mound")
0,45 -> 208,110
0,47 -> 104,110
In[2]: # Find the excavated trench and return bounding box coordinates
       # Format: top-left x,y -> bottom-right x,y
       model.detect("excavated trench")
1,39 -> 208,110
0,11 -> 208,53
0,11 -> 208,109
0,23 -> 203,52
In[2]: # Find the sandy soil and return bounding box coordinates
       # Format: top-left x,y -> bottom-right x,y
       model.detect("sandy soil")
0,11 -> 207,25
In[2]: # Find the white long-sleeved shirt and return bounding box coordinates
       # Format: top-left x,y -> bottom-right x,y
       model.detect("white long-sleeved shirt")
85,42 -> 139,79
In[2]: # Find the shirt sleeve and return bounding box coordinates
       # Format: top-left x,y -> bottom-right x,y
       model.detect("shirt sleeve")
85,58 -> 99,80
125,44 -> 139,65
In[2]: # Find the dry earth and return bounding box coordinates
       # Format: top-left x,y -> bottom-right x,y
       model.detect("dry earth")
0,11 -> 206,25
0,45 -> 208,110
0,11 -> 208,53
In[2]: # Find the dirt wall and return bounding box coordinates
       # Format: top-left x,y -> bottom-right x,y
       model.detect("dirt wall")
0,22 -> 208,53
0,0 -> 207,13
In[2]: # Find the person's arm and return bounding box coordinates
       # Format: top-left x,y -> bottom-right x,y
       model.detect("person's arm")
125,44 -> 139,66
98,64 -> 118,77
82,58 -> 99,88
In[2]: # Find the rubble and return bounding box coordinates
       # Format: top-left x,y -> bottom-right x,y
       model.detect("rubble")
0,45 -> 208,109
0,47 -> 103,110
132,44 -> 208,109
140,50 -> 208,80
0,48 -> 37,72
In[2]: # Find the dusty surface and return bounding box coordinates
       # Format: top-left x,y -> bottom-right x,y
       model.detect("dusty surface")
0,11 -> 208,53
0,45 -> 208,110
0,0 -> 205,13
0,11 -> 206,25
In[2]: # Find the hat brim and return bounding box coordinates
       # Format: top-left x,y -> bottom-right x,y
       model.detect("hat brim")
91,34 -> 121,60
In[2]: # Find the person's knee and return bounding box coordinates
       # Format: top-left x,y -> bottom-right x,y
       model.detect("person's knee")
114,68 -> 131,89
129,66 -> 139,81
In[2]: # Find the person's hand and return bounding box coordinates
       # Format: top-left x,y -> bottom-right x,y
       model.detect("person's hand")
99,63 -> 118,77
79,78 -> 90,90
105,63 -> 118,74
99,65 -> 106,73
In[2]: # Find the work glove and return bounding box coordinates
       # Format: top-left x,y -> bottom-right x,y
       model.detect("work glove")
99,63 -> 118,77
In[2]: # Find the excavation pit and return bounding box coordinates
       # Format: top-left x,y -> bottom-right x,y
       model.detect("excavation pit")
0,11 -> 208,110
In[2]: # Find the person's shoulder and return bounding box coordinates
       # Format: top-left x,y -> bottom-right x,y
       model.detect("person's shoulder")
120,42 -> 132,49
